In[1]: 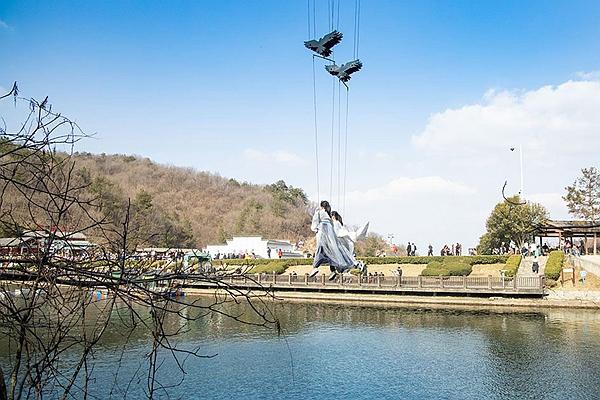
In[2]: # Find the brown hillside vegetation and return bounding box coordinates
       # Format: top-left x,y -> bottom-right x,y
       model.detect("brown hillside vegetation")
73,152 -> 313,247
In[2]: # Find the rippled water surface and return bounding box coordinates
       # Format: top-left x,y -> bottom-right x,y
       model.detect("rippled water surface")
4,298 -> 600,399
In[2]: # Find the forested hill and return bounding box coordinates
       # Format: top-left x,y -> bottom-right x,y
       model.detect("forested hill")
73,152 -> 313,248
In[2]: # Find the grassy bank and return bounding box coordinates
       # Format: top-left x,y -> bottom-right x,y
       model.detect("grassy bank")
214,255 -> 511,275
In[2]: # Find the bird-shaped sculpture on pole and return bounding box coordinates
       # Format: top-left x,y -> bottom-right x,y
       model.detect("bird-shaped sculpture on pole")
304,30 -> 343,58
325,60 -> 363,86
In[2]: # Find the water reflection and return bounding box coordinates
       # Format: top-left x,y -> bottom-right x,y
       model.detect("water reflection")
2,295 -> 600,399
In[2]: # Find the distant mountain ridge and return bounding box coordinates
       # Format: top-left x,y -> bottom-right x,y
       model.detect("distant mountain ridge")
73,152 -> 313,248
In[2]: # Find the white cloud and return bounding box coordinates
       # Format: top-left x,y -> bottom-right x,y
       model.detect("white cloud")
243,148 -> 306,166
575,71 -> 600,81
412,79 -> 600,161
331,78 -> 600,250
346,176 -> 476,203
527,192 -> 569,219
374,151 -> 391,160
336,176 -> 481,252
243,148 -> 266,161
0,20 -> 11,30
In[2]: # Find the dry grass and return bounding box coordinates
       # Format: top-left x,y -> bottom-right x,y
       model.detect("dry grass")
469,264 -> 507,277
554,266 -> 600,291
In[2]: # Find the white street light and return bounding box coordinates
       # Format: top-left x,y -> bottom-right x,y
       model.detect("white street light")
510,145 -> 524,198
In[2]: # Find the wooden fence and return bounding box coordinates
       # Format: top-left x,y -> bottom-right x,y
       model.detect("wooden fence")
192,273 -> 545,296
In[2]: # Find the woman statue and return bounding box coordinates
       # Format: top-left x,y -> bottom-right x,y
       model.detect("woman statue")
331,211 -> 369,256
308,200 -> 355,281
331,211 -> 369,273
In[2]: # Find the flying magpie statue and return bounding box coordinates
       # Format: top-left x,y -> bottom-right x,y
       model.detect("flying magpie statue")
304,30 -> 343,58
325,60 -> 363,86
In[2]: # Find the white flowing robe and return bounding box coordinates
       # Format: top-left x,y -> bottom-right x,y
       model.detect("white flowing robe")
333,220 -> 356,256
311,209 -> 354,271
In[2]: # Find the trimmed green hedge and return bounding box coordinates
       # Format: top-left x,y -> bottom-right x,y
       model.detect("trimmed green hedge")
421,260 -> 472,276
444,261 -> 473,276
213,255 -> 510,275
249,262 -> 287,274
209,255 -> 508,268
213,258 -> 313,267
504,254 -> 522,277
360,255 -> 508,266
421,261 -> 449,276
544,250 -> 565,280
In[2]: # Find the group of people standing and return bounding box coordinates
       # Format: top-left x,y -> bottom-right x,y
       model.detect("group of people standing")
401,242 -> 463,257
440,243 -> 462,256
406,242 -> 417,256
266,247 -> 284,259
309,200 -> 369,281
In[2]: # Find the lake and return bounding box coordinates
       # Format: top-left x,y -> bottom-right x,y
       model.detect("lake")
3,297 -> 600,399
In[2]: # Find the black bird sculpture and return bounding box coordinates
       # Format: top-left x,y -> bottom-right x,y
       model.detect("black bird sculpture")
325,60 -> 363,84
304,30 -> 343,57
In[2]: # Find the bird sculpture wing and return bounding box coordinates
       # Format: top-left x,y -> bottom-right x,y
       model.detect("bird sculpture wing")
304,40 -> 319,52
320,30 -> 343,50
338,60 -> 363,82
342,60 -> 363,75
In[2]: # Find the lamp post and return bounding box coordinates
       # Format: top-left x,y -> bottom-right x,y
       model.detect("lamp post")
510,145 -> 524,199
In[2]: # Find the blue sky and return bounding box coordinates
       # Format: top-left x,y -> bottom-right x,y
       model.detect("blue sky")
2,1 -> 600,250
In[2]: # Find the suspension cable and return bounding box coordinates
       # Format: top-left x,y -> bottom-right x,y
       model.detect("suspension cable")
333,0 -> 336,31
329,76 -> 335,201
307,0 -> 311,40
337,80 -> 342,207
327,0 -> 331,32
312,57 -> 320,201
313,0 -> 316,38
356,0 -> 361,58
336,0 -> 340,31
353,0 -> 361,59
353,0 -> 358,58
343,87 -> 350,215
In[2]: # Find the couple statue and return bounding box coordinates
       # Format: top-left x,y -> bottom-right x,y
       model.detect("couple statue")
309,200 -> 369,281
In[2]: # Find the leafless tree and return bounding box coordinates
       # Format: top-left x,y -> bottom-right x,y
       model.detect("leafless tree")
0,83 -> 279,399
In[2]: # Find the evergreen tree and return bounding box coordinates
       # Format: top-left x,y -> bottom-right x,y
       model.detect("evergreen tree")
563,167 -> 600,221
478,196 -> 548,254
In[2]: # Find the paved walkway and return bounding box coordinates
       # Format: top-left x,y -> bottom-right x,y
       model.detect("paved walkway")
518,256 -> 547,277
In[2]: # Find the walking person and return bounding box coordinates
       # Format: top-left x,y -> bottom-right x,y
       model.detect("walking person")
427,244 -> 433,257
532,245 -> 540,274
309,201 -> 355,281
407,242 -> 412,257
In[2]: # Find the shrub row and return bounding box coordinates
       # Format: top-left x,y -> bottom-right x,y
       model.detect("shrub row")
112,255 -> 510,275
213,258 -> 313,267
360,255 -> 508,266
208,255 -> 511,276
420,261 -> 446,276
420,260 -> 473,276
212,258 -> 313,267
544,250 -> 565,280
504,254 -> 522,277
249,262 -> 288,274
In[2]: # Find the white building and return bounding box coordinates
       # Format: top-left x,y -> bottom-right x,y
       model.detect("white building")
205,236 -> 302,259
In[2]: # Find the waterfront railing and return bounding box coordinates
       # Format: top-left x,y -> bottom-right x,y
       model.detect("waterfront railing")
216,273 -> 545,295
0,267 -> 545,296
